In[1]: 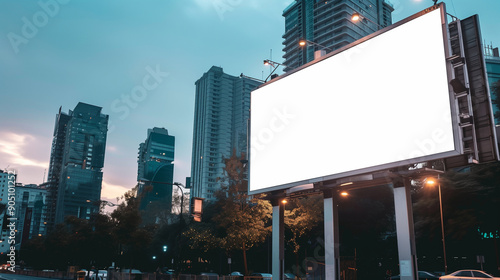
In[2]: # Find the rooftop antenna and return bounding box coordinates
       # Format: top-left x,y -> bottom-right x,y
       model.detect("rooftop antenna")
43,169 -> 46,183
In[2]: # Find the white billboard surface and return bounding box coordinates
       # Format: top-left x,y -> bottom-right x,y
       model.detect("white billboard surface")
250,7 -> 459,194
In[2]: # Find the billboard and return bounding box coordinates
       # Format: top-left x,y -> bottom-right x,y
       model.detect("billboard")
249,5 -> 462,194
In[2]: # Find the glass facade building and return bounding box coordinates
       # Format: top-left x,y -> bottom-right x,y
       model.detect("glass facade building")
137,127 -> 175,223
190,66 -> 261,201
14,184 -> 49,250
282,0 -> 393,72
46,102 -> 108,225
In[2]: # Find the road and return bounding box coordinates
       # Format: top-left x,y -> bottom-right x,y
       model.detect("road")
0,273 -> 62,280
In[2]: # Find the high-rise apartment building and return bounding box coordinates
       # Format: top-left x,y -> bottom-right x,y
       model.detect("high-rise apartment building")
0,169 -> 16,254
191,66 -> 261,201
46,102 -> 108,226
283,0 -> 393,72
46,108 -> 71,230
137,127 -> 175,222
14,183 -> 49,250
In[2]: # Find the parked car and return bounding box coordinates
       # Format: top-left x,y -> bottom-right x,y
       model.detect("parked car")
161,268 -> 175,275
121,269 -> 142,274
90,270 -> 107,280
228,271 -> 244,279
199,272 -> 219,280
390,271 -> 439,280
250,273 -> 273,280
440,270 -> 500,280
284,273 -> 296,279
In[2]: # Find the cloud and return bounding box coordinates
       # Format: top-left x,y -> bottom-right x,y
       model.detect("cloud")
106,145 -> 118,153
101,180 -> 130,201
0,132 -> 48,168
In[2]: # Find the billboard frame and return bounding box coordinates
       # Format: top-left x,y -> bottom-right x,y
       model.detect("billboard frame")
249,3 -> 462,195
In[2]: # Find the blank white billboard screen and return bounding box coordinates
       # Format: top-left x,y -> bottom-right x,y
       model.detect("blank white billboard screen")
250,7 -> 458,194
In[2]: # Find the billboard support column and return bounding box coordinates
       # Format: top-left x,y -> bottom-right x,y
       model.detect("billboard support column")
393,178 -> 418,280
324,189 -> 340,280
272,197 -> 285,280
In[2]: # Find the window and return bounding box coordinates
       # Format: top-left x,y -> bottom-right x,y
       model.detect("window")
454,271 -> 472,277
472,271 -> 491,278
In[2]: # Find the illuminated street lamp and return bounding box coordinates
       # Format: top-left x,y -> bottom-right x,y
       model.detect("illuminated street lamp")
350,11 -> 383,29
263,59 -> 287,82
298,38 -> 332,51
424,176 -> 448,274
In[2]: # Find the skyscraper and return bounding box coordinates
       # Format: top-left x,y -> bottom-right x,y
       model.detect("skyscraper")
282,0 -> 394,72
137,127 -> 175,222
46,108 -> 71,230
47,102 -> 108,226
191,66 -> 261,201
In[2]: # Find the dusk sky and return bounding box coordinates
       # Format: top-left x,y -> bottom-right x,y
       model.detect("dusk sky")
1,0 -> 499,203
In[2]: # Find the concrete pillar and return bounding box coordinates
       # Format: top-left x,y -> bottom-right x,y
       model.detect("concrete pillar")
272,198 -> 285,280
393,178 -> 418,280
324,190 -> 340,280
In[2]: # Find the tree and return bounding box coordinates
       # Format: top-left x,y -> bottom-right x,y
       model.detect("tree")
111,185 -> 153,269
284,195 -> 323,276
413,162 -> 500,272
184,151 -> 272,275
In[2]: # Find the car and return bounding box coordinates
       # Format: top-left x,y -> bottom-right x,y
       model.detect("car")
228,272 -> 244,279
122,269 -> 142,274
284,273 -> 296,279
390,271 -> 439,280
250,273 -> 273,280
89,270 -> 107,280
440,270 -> 500,280
163,268 -> 175,275
199,272 -> 219,280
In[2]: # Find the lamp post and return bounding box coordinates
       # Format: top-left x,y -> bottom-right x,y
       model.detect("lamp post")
350,11 -> 383,30
263,59 -> 287,82
173,182 -> 186,220
298,39 -> 333,60
137,180 -> 187,221
425,176 -> 448,274
298,39 -> 332,51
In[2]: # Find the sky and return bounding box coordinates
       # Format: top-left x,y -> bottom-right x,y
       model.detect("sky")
0,0 -> 499,203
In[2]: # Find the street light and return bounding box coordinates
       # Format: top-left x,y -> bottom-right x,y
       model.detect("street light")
263,59 -> 287,82
424,176 -> 448,274
298,38 -> 332,51
351,11 -> 383,30
137,180 -> 187,221
173,182 -> 186,220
